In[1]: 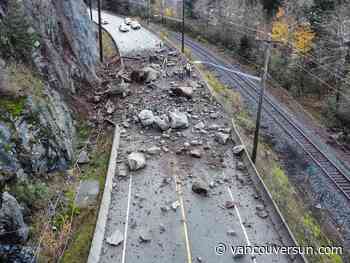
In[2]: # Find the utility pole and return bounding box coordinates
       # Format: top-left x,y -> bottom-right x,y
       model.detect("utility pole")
148,0 -> 151,25
97,0 -> 103,63
251,39 -> 271,164
181,0 -> 185,53
89,0 -> 93,20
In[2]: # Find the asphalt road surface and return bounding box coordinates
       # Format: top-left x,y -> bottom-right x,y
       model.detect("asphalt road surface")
93,11 -> 298,263
91,10 -> 161,56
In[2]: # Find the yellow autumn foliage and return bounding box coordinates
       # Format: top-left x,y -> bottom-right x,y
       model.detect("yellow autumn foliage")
164,7 -> 175,17
271,7 -> 315,54
292,25 -> 316,54
272,21 -> 289,44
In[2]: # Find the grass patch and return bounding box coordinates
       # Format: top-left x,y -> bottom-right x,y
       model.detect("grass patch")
200,66 -> 345,263
60,208 -> 97,263
0,97 -> 26,118
60,130 -> 113,262
262,165 -> 344,263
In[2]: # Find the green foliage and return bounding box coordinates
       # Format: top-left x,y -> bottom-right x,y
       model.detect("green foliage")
10,181 -> 49,208
0,0 -> 37,62
0,97 -> 26,118
259,0 -> 283,18
239,35 -> 252,59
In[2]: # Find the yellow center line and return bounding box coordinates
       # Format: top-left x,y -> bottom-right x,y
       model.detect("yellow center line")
171,161 -> 193,263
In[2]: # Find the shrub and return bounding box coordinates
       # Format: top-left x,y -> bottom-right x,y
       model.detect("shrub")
10,181 -> 49,208
0,0 -> 37,62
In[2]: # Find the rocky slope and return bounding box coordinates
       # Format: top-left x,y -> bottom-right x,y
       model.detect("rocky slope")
0,0 -> 99,260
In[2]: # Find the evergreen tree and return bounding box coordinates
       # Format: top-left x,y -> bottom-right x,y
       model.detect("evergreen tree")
0,0 -> 35,61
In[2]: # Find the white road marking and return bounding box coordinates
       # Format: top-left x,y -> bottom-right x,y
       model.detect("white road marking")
227,187 -> 257,263
121,174 -> 133,263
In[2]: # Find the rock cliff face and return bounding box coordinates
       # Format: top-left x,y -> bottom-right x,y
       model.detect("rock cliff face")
0,0 -> 98,178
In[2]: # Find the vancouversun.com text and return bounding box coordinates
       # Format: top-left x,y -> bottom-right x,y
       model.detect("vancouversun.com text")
215,243 -> 343,257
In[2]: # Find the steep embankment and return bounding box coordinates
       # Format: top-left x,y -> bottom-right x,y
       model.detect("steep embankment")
0,0 -> 98,261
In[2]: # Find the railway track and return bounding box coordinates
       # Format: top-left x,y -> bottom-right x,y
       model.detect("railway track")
173,33 -> 350,201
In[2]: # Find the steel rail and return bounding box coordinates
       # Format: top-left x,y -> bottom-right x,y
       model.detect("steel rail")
173,33 -> 350,201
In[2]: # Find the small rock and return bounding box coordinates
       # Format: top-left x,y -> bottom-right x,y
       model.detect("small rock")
192,180 -> 208,196
215,132 -> 230,145
146,146 -> 161,155
257,210 -> 269,219
256,204 -> 265,211
190,149 -> 201,158
194,122 -> 205,130
209,181 -> 215,188
77,150 -> 89,164
196,256 -> 203,262
127,152 -> 146,171
227,229 -> 236,236
118,163 -> 128,177
171,200 -> 180,211
172,86 -> 193,98
225,201 -> 235,209
236,161 -> 245,171
106,229 -> 124,246
159,224 -> 166,233
105,100 -> 115,114
233,253 -> 245,259
139,229 -> 152,242
233,145 -> 245,155
208,124 -> 220,130
138,110 -> 155,126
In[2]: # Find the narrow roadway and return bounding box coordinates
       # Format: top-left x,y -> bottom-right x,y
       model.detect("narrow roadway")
92,11 -> 300,263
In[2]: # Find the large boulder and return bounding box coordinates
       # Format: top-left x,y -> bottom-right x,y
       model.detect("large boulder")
168,111 -> 189,129
0,192 -> 29,244
138,110 -> 155,126
154,115 -> 170,131
127,152 -> 146,171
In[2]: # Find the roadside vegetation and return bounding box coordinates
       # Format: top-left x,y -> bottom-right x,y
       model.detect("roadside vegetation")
200,70 -> 345,263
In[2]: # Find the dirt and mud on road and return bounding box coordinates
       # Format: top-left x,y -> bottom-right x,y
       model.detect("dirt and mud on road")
91,41 -> 299,262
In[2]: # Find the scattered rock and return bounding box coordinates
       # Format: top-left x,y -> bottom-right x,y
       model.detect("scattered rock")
194,122 -> 205,130
118,163 -> 128,177
106,229 -> 124,246
159,224 -> 166,233
139,228 -> 152,242
127,152 -> 146,171
172,86 -> 193,98
171,200 -> 180,211
77,150 -> 90,164
105,100 -> 115,114
190,149 -> 202,158
256,204 -> 265,211
146,146 -> 161,155
227,229 -> 236,236
257,210 -> 269,219
138,110 -> 155,126
142,67 -> 160,83
154,115 -> 170,131
169,110 -> 189,129
215,132 -> 230,145
192,180 -> 208,196
224,201 -> 235,209
236,161 -> 245,171
233,145 -> 245,155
